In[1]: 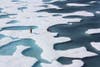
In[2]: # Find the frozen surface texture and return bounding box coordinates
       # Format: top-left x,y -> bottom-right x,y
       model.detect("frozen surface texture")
0,0 -> 100,67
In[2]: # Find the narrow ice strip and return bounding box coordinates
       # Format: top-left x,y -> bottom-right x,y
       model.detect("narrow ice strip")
96,11 -> 100,14
41,60 -> 84,67
41,60 -> 62,67
64,18 -> 81,22
0,45 -> 37,67
89,1 -> 97,4
54,37 -> 71,43
85,28 -> 100,34
45,4 -> 61,9
91,42 -> 100,51
43,0 -> 66,3
66,3 -> 90,7
62,11 -> 94,17
56,47 -> 97,58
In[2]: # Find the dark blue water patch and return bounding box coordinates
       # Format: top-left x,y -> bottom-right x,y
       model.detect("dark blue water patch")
7,20 -> 18,24
61,14 -> 99,24
65,0 -> 100,3
18,6 -> 27,12
48,23 -> 100,36
57,57 -> 73,65
47,22 -> 100,67
81,14 -> 100,23
82,55 -> 100,67
48,0 -> 100,4
52,14 -> 62,16
62,15 -> 92,19
38,0 -> 100,14
48,14 -> 100,32
37,8 -> 82,14
37,6 -> 99,14
48,22 -> 100,53
40,0 -> 100,67
40,5 -> 48,8
48,0 -> 100,7
0,26 -> 37,31
37,8 -> 84,13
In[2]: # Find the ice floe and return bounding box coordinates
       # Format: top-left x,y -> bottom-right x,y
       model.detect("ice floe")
41,60 -> 84,67
66,3 -> 90,7
56,47 -> 97,58
91,42 -> 100,51
85,28 -> 100,34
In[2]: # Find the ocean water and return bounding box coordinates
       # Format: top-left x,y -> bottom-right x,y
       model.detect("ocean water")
43,0 -> 100,67
0,0 -> 100,67
0,34 -> 5,39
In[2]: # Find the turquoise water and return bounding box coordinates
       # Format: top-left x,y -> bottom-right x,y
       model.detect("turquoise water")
7,20 -> 18,24
1,26 -> 37,31
0,34 -> 5,39
0,14 -> 9,18
0,10 -> 47,67
0,14 -> 17,18
0,13 -> 47,67
0,38 -> 49,67
43,0 -> 51,2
